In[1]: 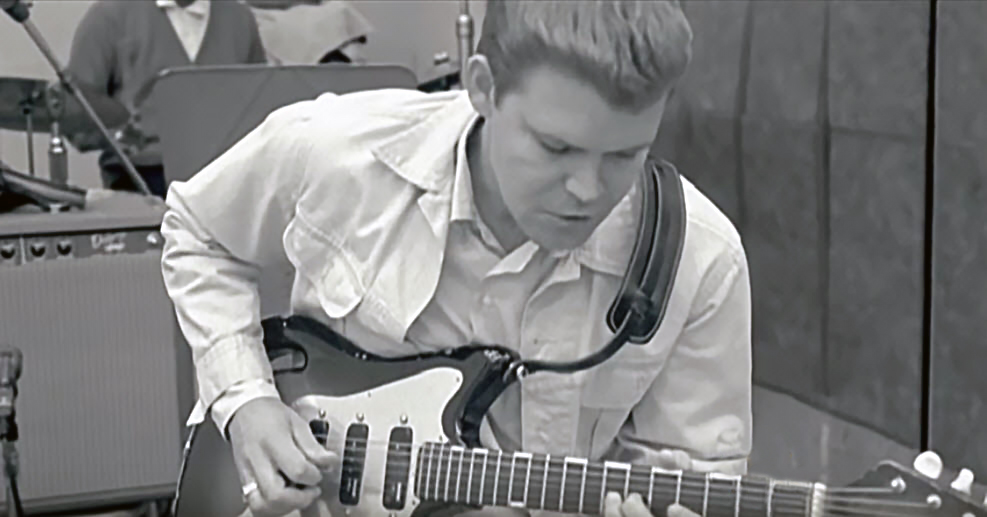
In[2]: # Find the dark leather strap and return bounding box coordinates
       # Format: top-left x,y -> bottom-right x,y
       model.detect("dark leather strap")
606,156 -> 686,343
511,156 -> 686,378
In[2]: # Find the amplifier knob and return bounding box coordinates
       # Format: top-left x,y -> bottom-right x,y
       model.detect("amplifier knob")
56,240 -> 73,255
29,242 -> 46,257
0,244 -> 15,259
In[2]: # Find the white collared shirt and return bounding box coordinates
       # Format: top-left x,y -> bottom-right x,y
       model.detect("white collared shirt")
156,0 -> 211,62
160,89 -> 754,484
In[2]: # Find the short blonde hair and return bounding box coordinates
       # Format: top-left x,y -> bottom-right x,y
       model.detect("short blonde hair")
476,0 -> 693,112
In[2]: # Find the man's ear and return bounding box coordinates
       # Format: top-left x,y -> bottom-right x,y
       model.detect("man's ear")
463,54 -> 496,118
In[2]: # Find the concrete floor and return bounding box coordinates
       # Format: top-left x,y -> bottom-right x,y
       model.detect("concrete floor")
748,385 -> 919,487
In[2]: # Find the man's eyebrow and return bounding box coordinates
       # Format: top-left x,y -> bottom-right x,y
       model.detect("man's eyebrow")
523,116 -> 652,154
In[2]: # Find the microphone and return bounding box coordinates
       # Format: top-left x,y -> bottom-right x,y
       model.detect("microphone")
0,348 -> 22,421
0,0 -> 30,23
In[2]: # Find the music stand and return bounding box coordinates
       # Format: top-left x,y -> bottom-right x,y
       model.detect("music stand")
144,63 -> 418,184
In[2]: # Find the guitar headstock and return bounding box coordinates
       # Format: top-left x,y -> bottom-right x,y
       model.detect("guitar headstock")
842,451 -> 987,516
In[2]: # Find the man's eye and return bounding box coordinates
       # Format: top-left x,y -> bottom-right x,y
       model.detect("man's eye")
542,142 -> 569,154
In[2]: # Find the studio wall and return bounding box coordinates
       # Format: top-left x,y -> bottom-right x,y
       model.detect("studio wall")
655,0 -> 986,476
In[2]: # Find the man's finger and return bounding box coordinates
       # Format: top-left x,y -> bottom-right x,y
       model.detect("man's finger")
266,436 -> 323,486
603,492 -> 624,517
290,415 -> 335,470
252,451 -> 321,514
620,493 -> 653,517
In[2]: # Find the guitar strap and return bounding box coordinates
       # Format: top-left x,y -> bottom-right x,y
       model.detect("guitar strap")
507,155 -> 686,378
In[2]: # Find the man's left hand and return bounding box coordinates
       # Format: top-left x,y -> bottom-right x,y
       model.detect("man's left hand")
603,492 -> 700,517
602,448 -> 702,516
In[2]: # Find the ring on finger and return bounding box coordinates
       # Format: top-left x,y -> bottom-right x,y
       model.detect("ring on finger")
242,481 -> 259,500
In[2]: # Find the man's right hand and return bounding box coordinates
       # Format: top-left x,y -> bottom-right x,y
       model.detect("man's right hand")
227,397 -> 337,517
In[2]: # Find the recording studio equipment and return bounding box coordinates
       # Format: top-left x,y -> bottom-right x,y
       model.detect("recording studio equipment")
456,0 -> 475,88
0,163 -> 87,212
0,347 -> 24,517
0,191 -> 181,514
0,1 -> 151,195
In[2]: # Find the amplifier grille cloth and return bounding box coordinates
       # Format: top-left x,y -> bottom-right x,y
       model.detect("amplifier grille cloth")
0,251 -> 181,505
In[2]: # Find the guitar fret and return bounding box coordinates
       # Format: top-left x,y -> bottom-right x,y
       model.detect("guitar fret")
444,446 -> 455,501
523,453 -> 532,508
676,470 -> 682,505
579,460 -> 587,514
507,453 -> 516,506
466,450 -> 474,506
478,450 -> 488,506
455,446 -> 465,502
735,476 -> 741,517
561,457 -> 585,513
703,473 -> 709,517
511,452 -> 533,508
494,450 -> 503,506
648,468 -> 655,511
540,454 -> 549,510
425,443 -> 435,500
767,479 -> 775,517
623,464 -> 630,499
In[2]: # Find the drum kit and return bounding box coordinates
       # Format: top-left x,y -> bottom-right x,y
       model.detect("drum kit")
0,0 -> 159,213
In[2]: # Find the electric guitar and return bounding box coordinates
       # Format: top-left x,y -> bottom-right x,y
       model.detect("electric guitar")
173,315 -> 987,517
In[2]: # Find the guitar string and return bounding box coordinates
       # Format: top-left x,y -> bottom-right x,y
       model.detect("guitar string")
336,440 -> 911,498
327,443 -> 942,514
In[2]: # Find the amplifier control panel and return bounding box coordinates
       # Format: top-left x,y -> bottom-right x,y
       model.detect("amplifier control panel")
0,229 -> 164,267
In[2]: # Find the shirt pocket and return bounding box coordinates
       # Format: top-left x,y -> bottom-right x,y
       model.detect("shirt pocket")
283,214 -> 365,319
580,358 -> 660,409
579,358 -> 663,458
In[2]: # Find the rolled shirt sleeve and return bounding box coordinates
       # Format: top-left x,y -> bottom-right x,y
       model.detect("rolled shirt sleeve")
159,99 -> 323,433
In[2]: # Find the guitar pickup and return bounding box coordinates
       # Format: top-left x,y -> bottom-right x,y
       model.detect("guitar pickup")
339,422 -> 369,505
309,419 -> 330,448
382,426 -> 414,510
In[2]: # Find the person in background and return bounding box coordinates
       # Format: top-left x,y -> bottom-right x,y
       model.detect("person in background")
247,0 -> 374,66
65,0 -> 268,198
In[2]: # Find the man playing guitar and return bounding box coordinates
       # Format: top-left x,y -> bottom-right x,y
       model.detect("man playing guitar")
160,1 -> 748,515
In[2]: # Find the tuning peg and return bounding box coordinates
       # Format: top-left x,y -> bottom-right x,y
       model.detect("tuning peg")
913,450 -> 943,479
950,468 -> 974,494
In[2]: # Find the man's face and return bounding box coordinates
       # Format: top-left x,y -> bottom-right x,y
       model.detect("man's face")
478,64 -> 667,251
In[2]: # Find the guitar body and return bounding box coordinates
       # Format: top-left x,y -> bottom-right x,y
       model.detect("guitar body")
174,316 -> 987,517
174,316 -> 518,517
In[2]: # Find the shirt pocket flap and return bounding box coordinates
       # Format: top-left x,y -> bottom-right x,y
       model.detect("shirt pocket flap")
283,215 -> 365,318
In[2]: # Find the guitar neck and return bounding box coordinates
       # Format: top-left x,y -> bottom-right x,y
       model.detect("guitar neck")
413,442 -> 822,516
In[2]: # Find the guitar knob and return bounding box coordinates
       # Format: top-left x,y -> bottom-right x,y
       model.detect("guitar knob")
913,450 -> 943,479
950,468 -> 974,494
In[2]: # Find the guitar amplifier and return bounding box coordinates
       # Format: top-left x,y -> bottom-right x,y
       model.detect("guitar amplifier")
0,191 -> 183,514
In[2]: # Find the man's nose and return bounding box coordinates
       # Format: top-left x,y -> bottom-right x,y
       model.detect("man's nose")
564,157 -> 604,204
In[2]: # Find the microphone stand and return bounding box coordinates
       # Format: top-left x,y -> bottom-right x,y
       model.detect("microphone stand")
1,410 -> 22,517
3,1 -> 153,197
455,0 -> 475,90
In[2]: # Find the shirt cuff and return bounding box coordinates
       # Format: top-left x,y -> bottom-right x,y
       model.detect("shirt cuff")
194,333 -> 276,410
210,379 -> 282,438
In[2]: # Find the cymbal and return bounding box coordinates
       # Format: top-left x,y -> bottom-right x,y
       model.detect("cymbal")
0,77 -> 131,134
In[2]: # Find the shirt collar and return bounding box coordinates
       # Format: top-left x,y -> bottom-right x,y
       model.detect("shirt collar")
156,0 -> 210,17
372,90 -> 642,278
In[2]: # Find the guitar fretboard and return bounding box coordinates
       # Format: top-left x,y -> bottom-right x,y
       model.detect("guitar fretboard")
413,442 -> 818,516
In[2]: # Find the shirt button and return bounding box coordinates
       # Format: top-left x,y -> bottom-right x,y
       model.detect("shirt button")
481,294 -> 493,305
